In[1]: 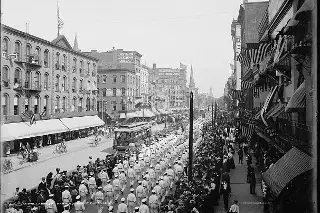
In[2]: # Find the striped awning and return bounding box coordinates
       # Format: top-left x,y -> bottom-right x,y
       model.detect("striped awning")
241,125 -> 254,142
262,147 -> 312,196
285,81 -> 306,113
267,103 -> 286,119
255,110 -> 262,120
127,112 -> 138,118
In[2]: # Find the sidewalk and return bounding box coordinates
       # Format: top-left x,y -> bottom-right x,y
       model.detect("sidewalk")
215,151 -> 264,213
1,135 -> 113,173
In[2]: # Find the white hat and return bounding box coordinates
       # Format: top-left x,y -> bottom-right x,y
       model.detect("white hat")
152,190 -> 155,193
49,194 -> 54,197
81,180 -> 85,183
121,197 -> 125,202
130,188 -> 134,192
76,195 -> 80,200
142,198 -> 147,203
109,206 -> 113,211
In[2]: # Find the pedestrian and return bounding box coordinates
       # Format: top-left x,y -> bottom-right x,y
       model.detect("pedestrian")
220,181 -> 230,211
74,195 -> 85,213
45,194 -> 57,213
94,187 -> 104,213
238,147 -> 243,164
228,200 -> 240,213
249,171 -> 256,194
127,188 -> 137,213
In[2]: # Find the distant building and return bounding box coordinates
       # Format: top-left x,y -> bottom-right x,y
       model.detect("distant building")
140,64 -> 150,103
84,49 -> 142,120
153,64 -> 187,109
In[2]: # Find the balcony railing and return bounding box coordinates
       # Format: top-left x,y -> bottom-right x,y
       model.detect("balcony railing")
26,55 -> 42,67
24,82 -> 42,91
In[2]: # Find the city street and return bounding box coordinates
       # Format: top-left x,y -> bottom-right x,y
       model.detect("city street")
1,123 -> 165,203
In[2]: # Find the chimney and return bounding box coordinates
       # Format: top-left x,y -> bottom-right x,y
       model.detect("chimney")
153,63 -> 156,69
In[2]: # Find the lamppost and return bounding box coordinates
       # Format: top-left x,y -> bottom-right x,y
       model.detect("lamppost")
211,102 -> 214,128
188,91 -> 193,182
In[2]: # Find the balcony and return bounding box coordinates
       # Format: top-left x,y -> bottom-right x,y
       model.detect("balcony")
24,82 -> 42,92
14,55 -> 42,67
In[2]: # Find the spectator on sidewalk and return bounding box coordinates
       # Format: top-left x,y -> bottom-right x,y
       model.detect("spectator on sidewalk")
229,200 -> 240,213
249,171 -> 256,194
238,147 -> 243,164
220,181 -> 230,211
13,187 -> 20,201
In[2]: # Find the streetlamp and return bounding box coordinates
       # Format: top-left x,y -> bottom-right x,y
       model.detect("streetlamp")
188,91 -> 193,182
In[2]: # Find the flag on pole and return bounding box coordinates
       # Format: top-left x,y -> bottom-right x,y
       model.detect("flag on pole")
40,109 -> 47,120
180,62 -> 187,70
21,110 -> 36,125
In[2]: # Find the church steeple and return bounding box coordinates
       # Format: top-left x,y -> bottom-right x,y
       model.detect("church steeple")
189,65 -> 195,89
73,33 -> 79,51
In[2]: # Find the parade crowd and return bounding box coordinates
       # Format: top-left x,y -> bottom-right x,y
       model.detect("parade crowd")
5,117 -> 242,213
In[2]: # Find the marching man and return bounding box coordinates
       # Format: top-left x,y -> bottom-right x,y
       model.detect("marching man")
93,186 -> 104,213
135,181 -> 144,206
74,195 -> 85,213
45,194 -> 57,213
103,180 -> 114,206
139,199 -> 150,213
78,180 -> 88,203
127,165 -> 136,187
149,190 -> 160,213
117,198 -> 128,213
113,174 -> 121,202
127,188 -> 137,213
119,170 -> 127,193
62,186 -> 72,206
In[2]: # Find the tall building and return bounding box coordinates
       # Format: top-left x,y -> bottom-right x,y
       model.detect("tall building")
84,49 -> 142,120
187,65 -> 199,109
140,64 -> 150,103
1,24 -> 101,152
231,19 -> 242,90
153,64 -> 187,109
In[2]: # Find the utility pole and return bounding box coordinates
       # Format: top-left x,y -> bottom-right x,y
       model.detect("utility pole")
214,101 -> 217,127
211,102 -> 214,128
188,91 -> 193,182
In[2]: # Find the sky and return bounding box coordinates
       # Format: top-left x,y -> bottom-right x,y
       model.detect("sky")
2,0 -> 262,97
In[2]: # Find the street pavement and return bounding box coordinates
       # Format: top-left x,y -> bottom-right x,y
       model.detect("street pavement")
0,123 -> 166,204
215,151 -> 264,213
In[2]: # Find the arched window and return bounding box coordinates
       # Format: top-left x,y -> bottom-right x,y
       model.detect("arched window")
121,75 -> 126,83
25,71 -> 31,89
72,97 -> 76,112
2,93 -> 9,116
15,41 -> 22,60
121,87 -> 126,96
2,66 -> 9,87
35,72 -> 41,89
87,62 -> 90,75
62,76 -> 67,91
80,79 -> 83,90
55,52 -> 60,69
97,75 -> 100,84
34,96 -> 40,114
62,97 -> 66,112
44,73 -> 49,90
86,98 -> 90,111
44,95 -> 49,112
103,88 -> 107,97
72,78 -> 77,93
80,60 -> 84,74
14,68 -> 21,85
24,96 -> 31,112
26,44 -> 31,56
73,58 -> 77,72
44,49 -> 49,67
113,75 -> 117,83
88,80 -> 91,91
79,98 -> 83,112
14,95 -> 20,115
92,98 -> 95,111
93,63 -> 96,76
55,96 -> 60,113
55,75 -> 60,91
35,47 -> 41,58
2,37 -> 9,57
62,55 -> 67,71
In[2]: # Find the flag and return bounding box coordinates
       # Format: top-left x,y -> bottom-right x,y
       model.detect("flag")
237,49 -> 250,68
256,42 -> 272,64
180,62 -> 187,70
21,110 -> 36,125
40,109 -> 47,119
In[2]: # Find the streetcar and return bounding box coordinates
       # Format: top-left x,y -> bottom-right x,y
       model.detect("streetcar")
113,122 -> 151,152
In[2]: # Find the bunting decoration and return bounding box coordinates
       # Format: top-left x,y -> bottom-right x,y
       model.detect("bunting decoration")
256,42 -> 273,64
236,49 -> 250,68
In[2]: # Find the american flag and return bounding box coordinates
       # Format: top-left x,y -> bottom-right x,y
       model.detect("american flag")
21,110 -> 36,125
236,49 -> 250,68
256,42 -> 273,64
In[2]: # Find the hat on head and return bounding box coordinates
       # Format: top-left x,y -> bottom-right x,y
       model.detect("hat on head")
98,186 -> 102,190
138,181 -> 142,184
142,198 -> 147,203
76,195 -> 80,200
135,207 -> 140,212
16,187 -> 19,189
121,197 -> 125,202
152,190 -> 155,193
107,180 -> 111,183
130,188 -> 134,192
81,180 -> 85,183
49,194 -> 54,197
109,206 -> 113,211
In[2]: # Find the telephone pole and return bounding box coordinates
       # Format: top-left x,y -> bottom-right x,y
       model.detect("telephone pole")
188,91 -> 193,182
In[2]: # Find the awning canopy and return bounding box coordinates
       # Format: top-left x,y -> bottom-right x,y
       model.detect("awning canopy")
127,112 -> 137,118
262,147 -> 312,197
60,115 -> 105,131
1,119 -> 69,142
151,107 -> 160,115
136,109 -> 155,118
267,103 -> 286,119
119,113 -> 126,119
285,81 -> 306,113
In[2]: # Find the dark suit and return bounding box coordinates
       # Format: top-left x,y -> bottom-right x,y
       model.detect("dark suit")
38,181 -> 47,192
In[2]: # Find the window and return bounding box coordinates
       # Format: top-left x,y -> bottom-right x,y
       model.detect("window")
102,75 -> 107,83
35,72 -> 40,89
56,52 -> 60,69
80,79 -> 83,90
103,88 -> 107,97
79,98 -> 83,112
35,47 -> 41,59
44,96 -> 49,112
24,71 -> 31,89
62,76 -> 67,91
24,96 -> 31,112
73,58 -> 77,72
26,44 -> 31,56
80,60 -> 83,74
2,38 -> 9,57
62,55 -> 67,71
13,68 -> 21,86
72,97 -> 76,112
62,97 -> 66,112
121,75 -> 126,83
93,63 -> 96,75
112,101 -> 117,111
55,96 -> 60,113
44,50 -> 49,67
34,96 -> 40,114
121,88 -> 126,96
97,75 -> 100,84
14,95 -> 20,115
91,98 -> 95,111
55,75 -> 60,91
72,78 -> 77,92
44,73 -> 49,90
113,88 -> 117,97
87,62 -> 90,75
88,80 -> 91,91
86,98 -> 90,111
2,66 -> 9,87
2,94 -> 9,116
113,75 -> 117,83
15,42 -> 21,60
121,100 -> 126,110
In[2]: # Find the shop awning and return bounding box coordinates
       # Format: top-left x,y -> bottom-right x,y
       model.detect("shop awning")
151,107 -> 160,115
285,81 -> 306,113
262,147 -> 312,196
119,113 -> 126,119
136,109 -> 155,118
127,112 -> 138,118
60,115 -> 105,131
267,104 -> 286,119
1,119 -> 69,142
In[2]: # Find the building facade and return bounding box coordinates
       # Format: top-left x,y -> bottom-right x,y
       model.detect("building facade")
85,49 -> 142,120
153,64 -> 187,109
140,64 -> 150,103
